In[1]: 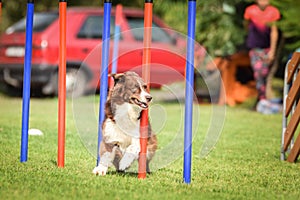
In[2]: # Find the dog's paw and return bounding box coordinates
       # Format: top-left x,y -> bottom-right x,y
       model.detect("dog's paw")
92,164 -> 108,176
119,153 -> 136,171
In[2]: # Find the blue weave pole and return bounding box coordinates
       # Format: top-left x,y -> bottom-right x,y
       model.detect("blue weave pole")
97,0 -> 112,166
20,0 -> 34,163
183,0 -> 196,184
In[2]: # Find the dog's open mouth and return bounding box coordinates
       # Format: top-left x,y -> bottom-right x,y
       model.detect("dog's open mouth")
131,97 -> 148,109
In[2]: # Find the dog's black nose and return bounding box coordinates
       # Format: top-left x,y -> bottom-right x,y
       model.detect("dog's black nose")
146,95 -> 152,102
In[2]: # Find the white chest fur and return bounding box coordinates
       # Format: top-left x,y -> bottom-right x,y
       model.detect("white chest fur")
103,103 -> 141,150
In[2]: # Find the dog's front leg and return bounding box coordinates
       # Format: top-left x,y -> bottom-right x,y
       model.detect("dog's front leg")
119,138 -> 140,171
93,145 -> 118,176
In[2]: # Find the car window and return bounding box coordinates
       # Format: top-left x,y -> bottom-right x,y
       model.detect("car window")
126,17 -> 172,43
77,15 -> 116,39
6,13 -> 58,34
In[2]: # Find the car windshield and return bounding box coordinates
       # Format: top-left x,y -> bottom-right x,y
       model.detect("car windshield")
77,15 -> 115,39
6,12 -> 58,34
126,16 -> 173,43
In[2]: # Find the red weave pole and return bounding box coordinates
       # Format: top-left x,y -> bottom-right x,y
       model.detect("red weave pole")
0,1 -> 2,26
109,4 -> 123,89
58,0 -> 67,168
115,4 -> 123,26
138,0 -> 153,179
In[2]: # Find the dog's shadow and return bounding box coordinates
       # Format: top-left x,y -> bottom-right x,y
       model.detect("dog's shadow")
108,171 -> 152,178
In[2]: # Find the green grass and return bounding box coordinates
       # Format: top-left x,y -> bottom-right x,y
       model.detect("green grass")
0,94 -> 299,200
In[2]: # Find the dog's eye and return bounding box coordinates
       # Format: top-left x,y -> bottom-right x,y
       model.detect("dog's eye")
132,88 -> 139,93
142,85 -> 147,90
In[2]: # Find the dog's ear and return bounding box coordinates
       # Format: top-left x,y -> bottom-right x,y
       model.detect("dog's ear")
110,73 -> 125,85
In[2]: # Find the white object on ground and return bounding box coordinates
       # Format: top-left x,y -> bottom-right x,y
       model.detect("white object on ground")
28,128 -> 43,136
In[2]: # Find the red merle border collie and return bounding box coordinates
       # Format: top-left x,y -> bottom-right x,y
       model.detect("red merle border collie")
93,71 -> 157,176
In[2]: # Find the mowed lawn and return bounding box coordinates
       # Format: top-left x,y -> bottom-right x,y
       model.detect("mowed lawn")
0,93 -> 299,200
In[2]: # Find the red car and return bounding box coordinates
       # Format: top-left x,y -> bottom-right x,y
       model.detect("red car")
0,7 -> 204,97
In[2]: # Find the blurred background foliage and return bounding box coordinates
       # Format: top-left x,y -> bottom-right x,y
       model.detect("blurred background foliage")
0,0 -> 299,58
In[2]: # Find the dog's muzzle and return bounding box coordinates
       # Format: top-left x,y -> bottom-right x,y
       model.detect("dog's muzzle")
131,94 -> 152,109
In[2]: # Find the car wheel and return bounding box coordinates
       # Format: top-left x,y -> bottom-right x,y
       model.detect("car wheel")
47,68 -> 87,98
66,68 -> 87,98
194,69 -> 221,103
0,83 -> 22,97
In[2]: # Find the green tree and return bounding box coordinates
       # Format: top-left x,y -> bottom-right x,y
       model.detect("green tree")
272,0 -> 300,52
196,0 -> 300,56
196,0 -> 248,57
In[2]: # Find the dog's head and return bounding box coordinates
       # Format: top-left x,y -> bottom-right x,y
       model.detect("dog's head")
110,71 -> 152,110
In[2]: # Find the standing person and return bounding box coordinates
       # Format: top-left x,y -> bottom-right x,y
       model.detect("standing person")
244,0 -> 281,113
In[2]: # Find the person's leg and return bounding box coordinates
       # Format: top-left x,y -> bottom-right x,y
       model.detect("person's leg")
249,49 -> 269,100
